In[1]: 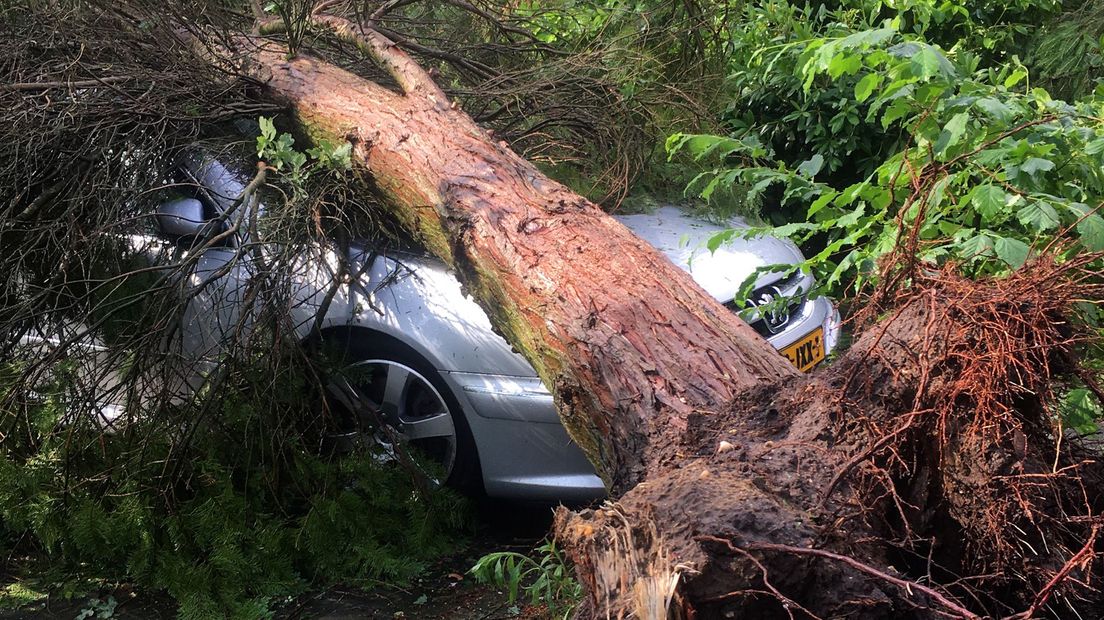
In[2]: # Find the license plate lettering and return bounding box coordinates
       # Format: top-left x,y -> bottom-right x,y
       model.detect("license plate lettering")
781,328 -> 825,372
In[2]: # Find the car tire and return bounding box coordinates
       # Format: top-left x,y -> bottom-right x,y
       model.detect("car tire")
318,332 -> 483,494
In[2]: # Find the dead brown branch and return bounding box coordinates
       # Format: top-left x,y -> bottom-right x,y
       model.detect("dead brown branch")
2,76 -> 133,90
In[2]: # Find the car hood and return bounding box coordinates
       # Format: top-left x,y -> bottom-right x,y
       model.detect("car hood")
614,206 -> 804,303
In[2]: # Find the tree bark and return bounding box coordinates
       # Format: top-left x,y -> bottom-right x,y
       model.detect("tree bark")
216,18 -> 1104,619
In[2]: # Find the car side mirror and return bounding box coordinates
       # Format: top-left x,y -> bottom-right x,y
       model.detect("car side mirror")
155,198 -> 210,241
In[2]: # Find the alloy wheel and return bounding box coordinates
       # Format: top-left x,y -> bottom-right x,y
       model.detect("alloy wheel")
325,359 -> 458,482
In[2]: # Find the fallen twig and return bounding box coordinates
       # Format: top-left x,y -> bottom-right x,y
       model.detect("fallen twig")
3,76 -> 132,90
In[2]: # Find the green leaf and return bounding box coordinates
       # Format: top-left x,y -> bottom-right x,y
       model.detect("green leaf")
675,134 -> 751,161
828,53 -> 862,79
699,169 -> 739,201
1004,68 -> 1028,89
259,116 -> 275,140
1075,213 -> 1104,251
1020,157 -> 1055,176
975,97 -> 1014,122
956,233 -> 994,260
839,28 -> 895,49
836,204 -> 866,228
706,230 -> 737,253
797,154 -> 825,179
288,150 -> 307,170
855,73 -> 881,102
926,175 -> 952,213
934,112 -> 969,156
332,142 -> 353,166
746,174 -> 776,202
969,185 -> 1010,224
256,116 -> 277,158
881,99 -> 912,129
994,236 -> 1029,268
275,132 -> 294,151
913,47 -> 945,80
835,182 -> 868,207
765,222 -> 818,238
938,221 -> 963,237
808,191 -> 838,218
1085,138 -> 1104,156
827,249 -> 862,286
507,557 -> 520,602
862,187 -> 892,211
1062,388 -> 1102,435
1017,200 -> 1060,232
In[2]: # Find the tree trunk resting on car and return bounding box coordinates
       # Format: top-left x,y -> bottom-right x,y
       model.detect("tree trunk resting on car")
216,13 -> 1104,619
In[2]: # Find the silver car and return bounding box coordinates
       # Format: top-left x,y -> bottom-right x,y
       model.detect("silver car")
40,155 -> 841,501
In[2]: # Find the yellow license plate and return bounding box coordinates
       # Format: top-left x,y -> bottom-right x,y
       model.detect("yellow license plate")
781,327 -> 825,372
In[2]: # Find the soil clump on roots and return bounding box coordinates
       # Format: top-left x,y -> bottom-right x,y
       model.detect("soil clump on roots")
556,256 -> 1104,619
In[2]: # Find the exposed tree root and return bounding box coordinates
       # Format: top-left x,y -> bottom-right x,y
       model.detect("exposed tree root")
557,256 -> 1104,619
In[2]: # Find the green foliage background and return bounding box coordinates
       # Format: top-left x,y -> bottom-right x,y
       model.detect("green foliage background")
658,0 -> 1104,430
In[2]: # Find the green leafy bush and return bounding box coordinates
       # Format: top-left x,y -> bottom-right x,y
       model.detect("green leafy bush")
0,357 -> 471,619
671,0 -> 1104,435
674,20 -> 1104,297
719,1 -> 1064,185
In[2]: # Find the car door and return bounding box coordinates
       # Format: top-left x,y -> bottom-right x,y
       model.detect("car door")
137,157 -> 257,385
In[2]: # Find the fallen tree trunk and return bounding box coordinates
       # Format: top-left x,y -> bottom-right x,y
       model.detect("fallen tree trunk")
556,269 -> 1104,618
216,13 -> 1104,618
239,17 -> 797,493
